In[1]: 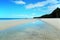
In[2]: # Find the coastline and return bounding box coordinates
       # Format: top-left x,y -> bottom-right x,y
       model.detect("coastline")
0,18 -> 60,30
0,19 -> 37,30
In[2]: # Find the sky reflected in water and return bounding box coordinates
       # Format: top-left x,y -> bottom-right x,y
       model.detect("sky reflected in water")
0,19 -> 60,40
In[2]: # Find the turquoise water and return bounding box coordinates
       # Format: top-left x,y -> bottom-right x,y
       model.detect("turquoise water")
0,19 -> 60,40
0,18 -> 23,20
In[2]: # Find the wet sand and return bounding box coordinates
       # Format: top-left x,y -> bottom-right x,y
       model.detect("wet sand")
0,19 -> 60,40
0,19 -> 37,30
0,19 -> 60,30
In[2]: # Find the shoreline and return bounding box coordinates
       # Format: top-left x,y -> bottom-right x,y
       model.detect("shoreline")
0,19 -> 37,30
0,18 -> 60,30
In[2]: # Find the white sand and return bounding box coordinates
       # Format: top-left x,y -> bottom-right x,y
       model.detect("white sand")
0,19 -> 37,30
41,18 -> 60,29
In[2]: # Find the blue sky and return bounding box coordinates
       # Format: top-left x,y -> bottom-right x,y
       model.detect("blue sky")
0,0 -> 60,18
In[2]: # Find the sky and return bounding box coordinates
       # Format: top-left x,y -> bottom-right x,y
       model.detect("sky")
0,0 -> 60,18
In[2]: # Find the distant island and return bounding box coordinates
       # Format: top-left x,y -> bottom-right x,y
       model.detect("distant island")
34,8 -> 60,18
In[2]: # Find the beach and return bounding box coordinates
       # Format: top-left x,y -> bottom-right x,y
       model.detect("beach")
0,19 -> 60,30
0,19 -> 37,30
41,18 -> 60,29
0,19 -> 60,40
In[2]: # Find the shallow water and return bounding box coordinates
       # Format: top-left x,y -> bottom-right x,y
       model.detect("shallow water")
0,19 -> 60,40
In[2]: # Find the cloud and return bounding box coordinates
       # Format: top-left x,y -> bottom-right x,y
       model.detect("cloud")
26,0 -> 60,9
47,0 -> 58,4
14,0 -> 26,4
26,1 -> 48,9
47,4 -> 60,13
